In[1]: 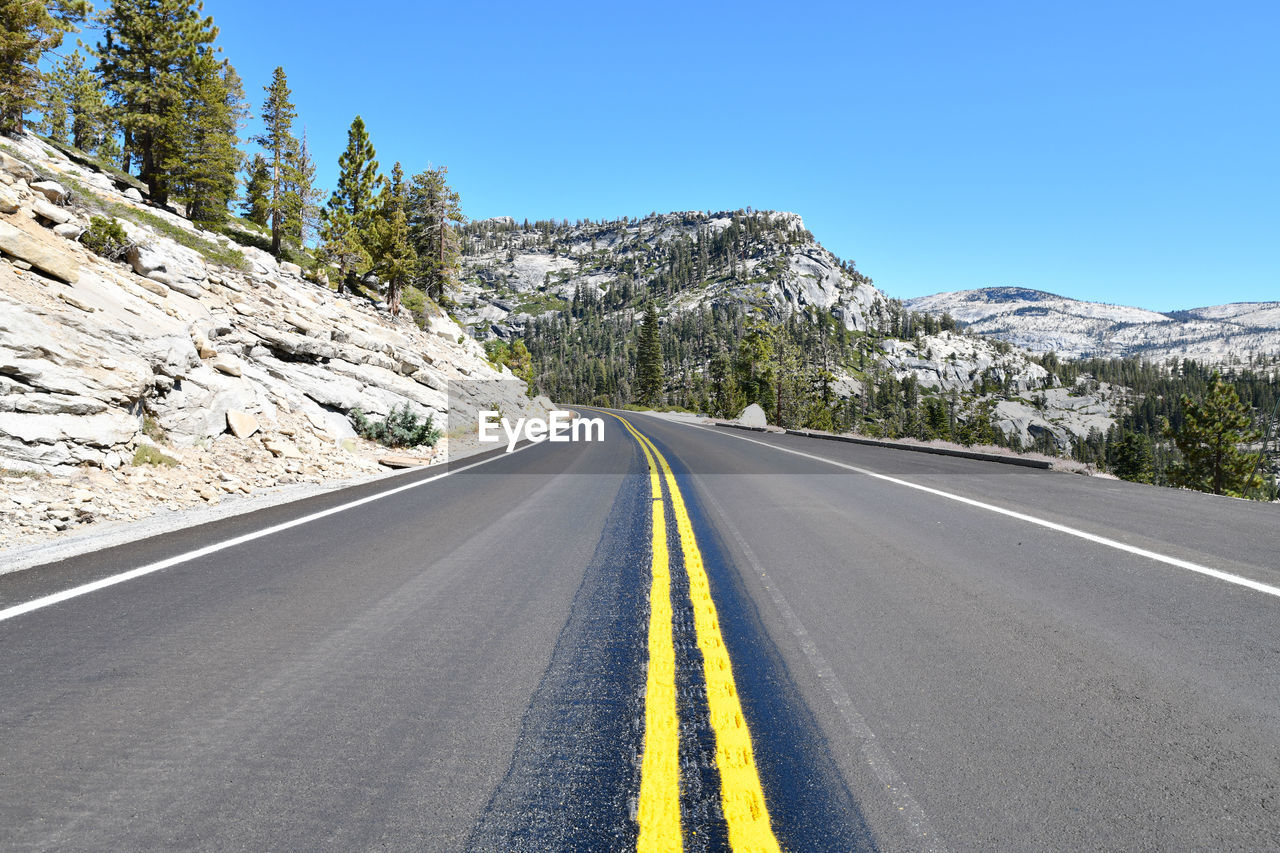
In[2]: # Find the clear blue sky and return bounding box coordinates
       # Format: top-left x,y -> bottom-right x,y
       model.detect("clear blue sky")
106,1 -> 1280,310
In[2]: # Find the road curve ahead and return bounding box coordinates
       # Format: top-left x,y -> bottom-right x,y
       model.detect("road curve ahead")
2,410 -> 1278,851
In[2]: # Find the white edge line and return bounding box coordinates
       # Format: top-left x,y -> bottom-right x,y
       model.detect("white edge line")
0,443 -> 535,624
707,427 -> 1280,601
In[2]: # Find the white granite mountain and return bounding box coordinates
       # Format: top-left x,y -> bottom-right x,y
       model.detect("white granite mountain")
456,210 -> 884,338
458,215 -> 1120,451
905,287 -> 1280,362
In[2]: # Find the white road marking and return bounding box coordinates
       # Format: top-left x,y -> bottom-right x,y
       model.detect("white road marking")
0,446 -> 535,624
708,427 -> 1280,600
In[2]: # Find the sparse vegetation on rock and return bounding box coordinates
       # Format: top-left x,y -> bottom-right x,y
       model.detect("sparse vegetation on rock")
79,215 -> 132,260
350,405 -> 441,449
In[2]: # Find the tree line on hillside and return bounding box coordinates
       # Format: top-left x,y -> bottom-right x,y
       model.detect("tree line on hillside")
480,227 -> 1277,500
507,284 -> 1009,445
0,0 -> 464,322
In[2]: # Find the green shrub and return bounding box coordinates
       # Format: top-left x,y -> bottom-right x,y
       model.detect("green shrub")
350,405 -> 441,448
400,285 -> 431,329
141,414 -> 168,444
132,445 -> 178,467
80,216 -> 133,261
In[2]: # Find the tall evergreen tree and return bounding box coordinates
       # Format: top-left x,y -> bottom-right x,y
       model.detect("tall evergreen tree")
251,66 -> 297,256
318,206 -> 368,293
327,115 -> 379,237
0,0 -> 87,132
406,165 -> 463,301
709,347 -> 742,418
1165,376 -> 1264,497
242,153 -> 270,226
321,116 -> 379,287
636,303 -> 663,407
1111,431 -> 1155,483
37,68 -> 69,142
41,51 -> 113,154
735,320 -> 775,410
281,129 -> 322,249
166,54 -> 245,226
93,0 -> 218,203
370,162 -> 416,316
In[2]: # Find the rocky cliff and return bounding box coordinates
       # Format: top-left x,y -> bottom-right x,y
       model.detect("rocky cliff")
0,132 -> 543,549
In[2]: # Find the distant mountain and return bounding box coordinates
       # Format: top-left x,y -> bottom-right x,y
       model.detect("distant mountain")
456,210 -> 884,339
904,287 -> 1280,362
456,214 -> 1122,452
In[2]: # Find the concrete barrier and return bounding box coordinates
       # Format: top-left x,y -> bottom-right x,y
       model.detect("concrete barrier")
714,422 -> 1053,470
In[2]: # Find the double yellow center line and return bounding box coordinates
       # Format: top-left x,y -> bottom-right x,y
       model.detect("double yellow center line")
605,413 -> 782,853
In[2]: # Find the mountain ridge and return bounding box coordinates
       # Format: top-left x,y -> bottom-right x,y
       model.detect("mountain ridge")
904,286 -> 1280,361
457,208 -> 884,340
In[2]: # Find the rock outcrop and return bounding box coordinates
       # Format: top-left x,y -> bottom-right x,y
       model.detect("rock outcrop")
878,331 -> 1050,395
0,132 -> 549,549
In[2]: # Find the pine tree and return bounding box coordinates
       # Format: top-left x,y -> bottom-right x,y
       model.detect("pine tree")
636,303 -> 663,407
38,71 -> 69,142
329,115 -> 379,237
922,397 -> 950,440
709,347 -> 742,418
1165,376 -> 1264,497
735,320 -> 775,410
281,129 -> 322,249
320,116 -> 379,286
369,162 -> 416,316
166,54 -> 245,227
318,206 -> 368,293
93,0 -> 218,203
252,66 -> 297,256
0,0 -> 87,132
772,332 -> 804,426
1111,431 -> 1155,483
406,165 -> 464,301
42,51 -> 113,154
242,153 -> 270,227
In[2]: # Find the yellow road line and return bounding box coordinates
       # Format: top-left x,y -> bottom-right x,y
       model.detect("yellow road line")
607,412 -> 782,853
630,423 -> 683,851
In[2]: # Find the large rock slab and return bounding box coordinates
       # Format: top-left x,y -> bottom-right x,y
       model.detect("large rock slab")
0,295 -> 154,402
0,221 -> 79,283
0,151 -> 37,181
226,409 -> 259,438
32,197 -> 73,225
0,382 -> 107,415
738,403 -> 768,427
211,353 -> 244,377
30,180 -> 68,204
128,242 -> 209,292
0,410 -> 138,447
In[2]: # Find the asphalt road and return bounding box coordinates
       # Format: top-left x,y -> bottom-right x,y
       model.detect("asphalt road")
2,412 -> 1278,851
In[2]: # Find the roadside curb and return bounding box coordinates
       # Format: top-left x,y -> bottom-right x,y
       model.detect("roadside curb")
713,422 -> 1053,470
